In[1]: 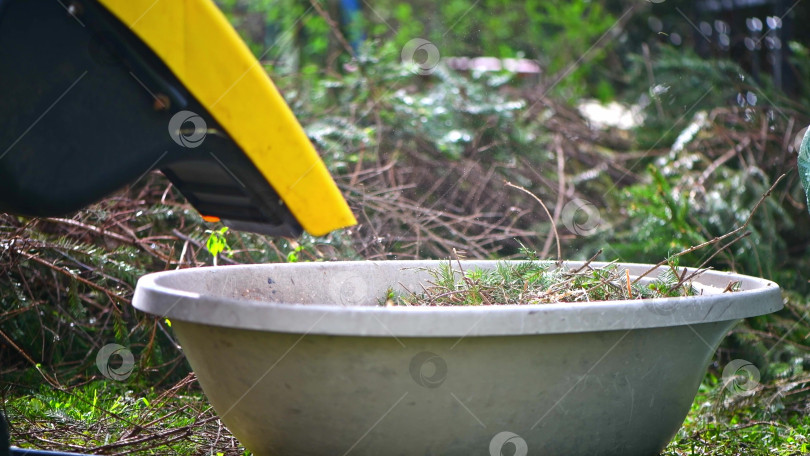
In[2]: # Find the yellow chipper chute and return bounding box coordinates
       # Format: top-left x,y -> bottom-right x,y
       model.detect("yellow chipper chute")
0,0 -> 356,237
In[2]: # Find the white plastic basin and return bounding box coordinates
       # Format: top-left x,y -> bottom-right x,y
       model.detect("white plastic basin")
133,261 -> 782,456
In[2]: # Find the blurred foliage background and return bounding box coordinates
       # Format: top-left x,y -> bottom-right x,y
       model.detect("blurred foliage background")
3,0 -> 810,453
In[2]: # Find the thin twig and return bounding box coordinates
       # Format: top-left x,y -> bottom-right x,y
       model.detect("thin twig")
673,231 -> 752,290
633,173 -> 786,285
308,0 -> 357,59
0,328 -> 60,387
571,249 -> 603,274
542,136 -> 566,258
626,269 -> 632,297
506,181 -> 562,265
17,251 -> 129,307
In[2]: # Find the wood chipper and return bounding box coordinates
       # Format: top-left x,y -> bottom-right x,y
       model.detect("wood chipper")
0,0 -> 356,237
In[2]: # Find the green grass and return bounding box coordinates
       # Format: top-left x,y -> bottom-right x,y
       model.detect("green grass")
663,377 -> 810,455
3,376 -> 250,455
